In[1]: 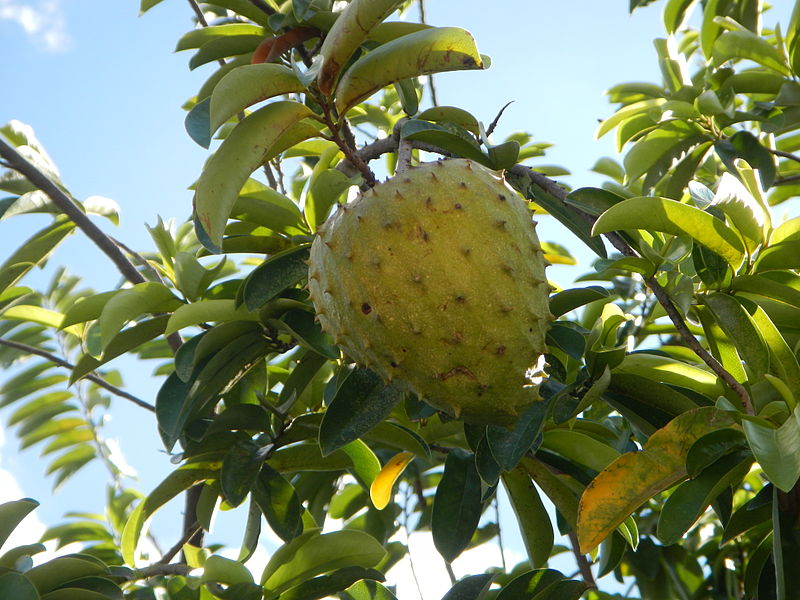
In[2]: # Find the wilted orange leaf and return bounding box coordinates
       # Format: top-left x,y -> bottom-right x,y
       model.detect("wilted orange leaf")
577,407 -> 735,553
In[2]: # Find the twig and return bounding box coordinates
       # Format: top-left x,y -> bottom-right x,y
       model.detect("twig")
494,497 -> 506,571
773,174 -> 800,186
0,338 -> 155,412
322,106 -> 378,187
247,0 -> 276,16
769,148 -> 800,165
486,101 -> 514,138
568,530 -> 597,589
443,560 -> 457,585
155,523 -> 203,565
337,134 -> 754,415
396,137 -> 414,174
186,0 -> 209,26
0,139 -> 146,286
127,563 -> 193,580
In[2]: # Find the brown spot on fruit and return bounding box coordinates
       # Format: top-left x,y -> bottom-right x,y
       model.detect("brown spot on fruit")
361,303 -> 372,314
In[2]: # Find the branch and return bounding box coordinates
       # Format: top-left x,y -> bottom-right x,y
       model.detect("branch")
486,101 -> 514,138
155,523 -> 203,565
769,148 -> 800,165
127,563 -> 192,581
341,134 -> 754,415
0,139 -> 146,286
247,0 -> 276,16
568,530 -> 597,589
0,338 -> 155,412
773,174 -> 800,186
186,0 -> 209,26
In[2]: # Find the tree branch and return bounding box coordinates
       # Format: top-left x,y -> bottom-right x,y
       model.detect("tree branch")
769,148 -> 800,165
0,139 -> 147,286
247,0 -> 276,16
127,563 -> 193,581
0,337 -> 155,412
340,135 -> 754,415
568,530 -> 597,589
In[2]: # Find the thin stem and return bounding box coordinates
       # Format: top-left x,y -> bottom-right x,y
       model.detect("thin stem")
186,0 -> 209,26
494,497 -> 506,571
769,148 -> 800,164
321,104 -> 377,187
0,337 -> 155,412
443,560 -> 457,585
568,530 -> 597,589
486,101 -> 514,138
128,563 -> 193,580
0,139 -> 146,286
773,174 -> 800,186
247,0 -> 276,16
156,523 -> 203,565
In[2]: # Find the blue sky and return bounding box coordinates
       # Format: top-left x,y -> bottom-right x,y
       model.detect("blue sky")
1,0 -> 797,594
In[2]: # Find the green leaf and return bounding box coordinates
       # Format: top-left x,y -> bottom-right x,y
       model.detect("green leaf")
754,241 -> 800,272
121,459 -> 221,564
715,131 -> 776,191
210,64 -> 306,133
432,449 -> 483,562
306,169 -> 355,231
657,450 -> 753,544
240,245 -> 311,311
703,293 -> 769,380
165,300 -> 257,336
713,30 -> 791,76
260,529 -> 386,597
185,97 -> 212,149
232,185 -> 307,236
319,367 -> 403,456
592,196 -> 745,270
0,498 -> 39,550
277,568 -> 386,600
316,0 -> 405,95
486,401 -> 548,471
496,569 -> 586,600
549,286 -> 610,318
272,309 -> 338,359
596,98 -> 666,140
194,101 -> 314,252
542,429 -> 620,474
416,106 -> 480,135
97,283 -> 179,351
400,120 -> 490,167
70,316 -> 170,383
440,574 -> 494,600
189,35 -> 264,70
664,0 -> 700,33
0,218 -> 75,296
176,23 -> 266,52
202,554 -> 254,585
708,172 -> 768,252
334,27 -> 486,113
221,441 -> 264,508
743,405 -> 800,492
686,428 -> 748,478
25,554 -> 109,593
253,463 -> 303,543
338,579 -> 397,600
623,121 -> 708,185
0,573 -> 39,600
502,468 -> 553,568
613,352 -> 725,398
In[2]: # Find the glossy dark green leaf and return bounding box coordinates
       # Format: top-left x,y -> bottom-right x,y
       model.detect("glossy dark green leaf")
487,401 -> 548,472
548,286 -> 609,318
221,441 -> 265,507
743,406 -> 800,492
0,498 -> 39,549
185,97 -> 212,149
546,323 -> 585,360
772,483 -> 800,600
240,245 -> 310,310
338,579 -> 398,600
703,292 -> 769,380
510,176 -> 607,259
0,573 -> 39,600
277,567 -> 385,600
502,468 -> 553,568
432,449 -> 483,562
722,487 -> 772,543
273,309 -> 338,359
440,574 -> 493,600
400,119 -> 491,166
188,34 -> 263,70
319,367 -> 403,456
657,450 -> 753,545
715,131 -> 776,189
487,140 -> 520,170
253,463 -> 303,543
496,568 -> 584,600
692,242 -> 730,289
686,428 -> 748,478
474,434 -> 501,486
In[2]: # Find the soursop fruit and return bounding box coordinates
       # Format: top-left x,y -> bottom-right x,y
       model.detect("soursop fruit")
308,158 -> 552,425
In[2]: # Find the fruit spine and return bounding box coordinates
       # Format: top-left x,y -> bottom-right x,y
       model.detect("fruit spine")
308,159 -> 552,425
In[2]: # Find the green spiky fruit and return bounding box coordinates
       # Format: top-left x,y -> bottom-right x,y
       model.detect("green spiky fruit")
308,159 -> 552,425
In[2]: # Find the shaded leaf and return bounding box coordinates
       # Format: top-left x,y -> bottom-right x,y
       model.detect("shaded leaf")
432,449 -> 483,562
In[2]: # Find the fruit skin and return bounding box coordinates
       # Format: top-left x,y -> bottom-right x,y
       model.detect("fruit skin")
308,159 -> 552,425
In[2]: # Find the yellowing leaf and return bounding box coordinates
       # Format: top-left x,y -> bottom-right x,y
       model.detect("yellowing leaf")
577,407 -> 735,553
370,451 -> 414,510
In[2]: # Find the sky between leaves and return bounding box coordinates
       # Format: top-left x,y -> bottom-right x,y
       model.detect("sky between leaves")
1,0 -> 797,596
